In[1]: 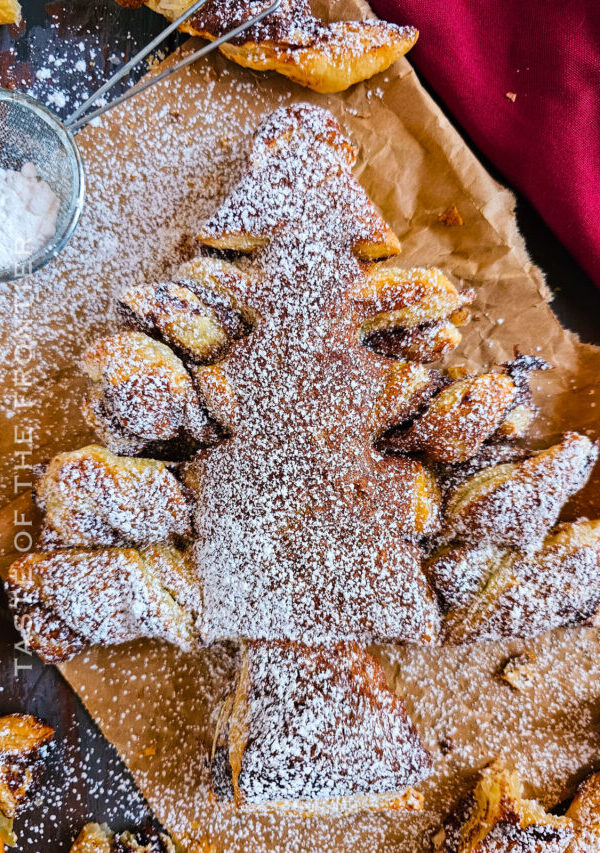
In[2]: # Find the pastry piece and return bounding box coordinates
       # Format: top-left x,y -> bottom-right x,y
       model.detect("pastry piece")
211,641 -> 431,813
436,520 -> 600,643
9,104 -> 444,651
442,432 -> 598,551
71,822 -> 176,852
118,281 -> 231,365
6,545 -> 200,663
197,104 -> 402,260
377,356 -> 546,463
433,761 -> 573,852
124,0 -> 419,93
176,256 -> 258,327
184,104 -> 444,644
364,319 -> 463,363
117,260 -> 255,365
499,652 -> 538,692
566,771 -> 600,852
0,714 -> 54,848
35,444 -> 193,548
0,0 -> 21,25
355,267 -> 474,362
82,331 -> 225,458
371,361 -> 444,441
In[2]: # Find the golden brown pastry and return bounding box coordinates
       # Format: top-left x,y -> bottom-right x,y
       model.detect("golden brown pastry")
35,445 -> 193,547
196,104 -> 402,260
82,331 -> 225,458
4,99 -> 600,822
0,0 -> 20,25
377,355 -> 547,463
433,761 -> 573,852
566,771 -> 600,852
441,432 -> 598,551
120,0 -> 419,93
433,520 -> 600,643
6,545 -> 201,662
11,103 -> 598,660
0,715 -> 54,848
211,641 -> 431,813
182,103 -> 445,645
355,266 -> 474,363
118,281 -> 231,365
117,259 -> 255,365
71,822 -> 177,852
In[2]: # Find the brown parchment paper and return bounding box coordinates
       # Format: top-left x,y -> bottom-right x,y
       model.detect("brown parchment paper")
2,0 -> 600,849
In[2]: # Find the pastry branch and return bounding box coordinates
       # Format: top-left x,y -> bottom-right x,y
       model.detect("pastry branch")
375,354 -> 548,463
7,544 -> 200,663
430,519 -> 600,644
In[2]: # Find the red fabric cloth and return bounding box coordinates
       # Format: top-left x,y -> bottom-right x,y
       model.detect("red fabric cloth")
371,0 -> 600,288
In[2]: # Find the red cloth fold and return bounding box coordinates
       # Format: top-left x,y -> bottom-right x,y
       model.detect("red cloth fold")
371,0 -> 600,288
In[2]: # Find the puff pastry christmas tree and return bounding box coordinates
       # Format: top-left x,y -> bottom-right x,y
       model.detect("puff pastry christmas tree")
7,104 -> 600,813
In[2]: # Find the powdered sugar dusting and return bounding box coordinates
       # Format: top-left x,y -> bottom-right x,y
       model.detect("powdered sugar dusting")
0,60 -> 283,503
190,104 -> 440,644
2,19 -> 600,853
227,642 -> 431,803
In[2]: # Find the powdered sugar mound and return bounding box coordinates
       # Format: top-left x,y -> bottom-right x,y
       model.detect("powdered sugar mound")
0,162 -> 59,269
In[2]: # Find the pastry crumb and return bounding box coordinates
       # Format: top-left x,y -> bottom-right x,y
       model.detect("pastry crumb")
499,652 -> 538,691
439,205 -> 463,226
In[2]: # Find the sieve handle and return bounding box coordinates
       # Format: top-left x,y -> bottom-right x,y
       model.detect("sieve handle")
65,0 -> 282,132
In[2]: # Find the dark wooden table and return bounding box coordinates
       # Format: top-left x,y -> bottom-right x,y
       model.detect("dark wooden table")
1,2 -> 599,851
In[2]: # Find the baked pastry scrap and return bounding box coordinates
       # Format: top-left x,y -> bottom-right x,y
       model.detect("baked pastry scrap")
71,822 -> 177,852
115,0 -> 418,93
0,714 -> 54,848
211,640 -> 431,814
565,771 -> 600,852
6,545 -> 201,662
433,761 -> 574,852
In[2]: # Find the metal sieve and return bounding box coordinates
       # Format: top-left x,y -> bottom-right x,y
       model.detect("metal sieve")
0,0 -> 281,282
